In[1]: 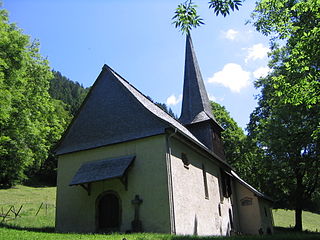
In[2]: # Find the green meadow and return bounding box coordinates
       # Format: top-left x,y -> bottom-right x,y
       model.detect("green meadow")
1,186 -> 319,240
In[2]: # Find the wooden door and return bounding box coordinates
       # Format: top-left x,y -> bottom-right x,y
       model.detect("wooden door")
97,192 -> 120,231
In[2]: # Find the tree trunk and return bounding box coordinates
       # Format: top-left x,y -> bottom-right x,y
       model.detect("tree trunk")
294,206 -> 302,231
294,174 -> 303,231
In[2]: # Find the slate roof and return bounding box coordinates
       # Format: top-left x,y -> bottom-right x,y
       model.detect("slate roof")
70,155 -> 135,186
55,64 -> 205,156
179,34 -> 222,130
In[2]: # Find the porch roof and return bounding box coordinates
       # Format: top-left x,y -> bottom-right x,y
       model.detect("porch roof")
69,155 -> 135,186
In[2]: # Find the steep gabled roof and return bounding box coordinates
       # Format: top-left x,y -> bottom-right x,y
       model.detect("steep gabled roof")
179,34 -> 221,129
55,64 -> 205,155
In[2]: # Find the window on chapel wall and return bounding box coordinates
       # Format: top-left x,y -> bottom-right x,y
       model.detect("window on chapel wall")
220,169 -> 232,199
181,153 -> 189,169
202,164 -> 209,199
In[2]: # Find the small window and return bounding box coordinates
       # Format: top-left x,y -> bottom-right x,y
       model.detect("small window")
218,203 -> 221,216
229,209 -> 233,229
181,153 -> 189,169
202,164 -> 209,199
264,207 -> 268,217
220,169 -> 232,198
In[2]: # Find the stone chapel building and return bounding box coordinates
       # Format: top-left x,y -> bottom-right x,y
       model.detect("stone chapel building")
55,35 -> 274,235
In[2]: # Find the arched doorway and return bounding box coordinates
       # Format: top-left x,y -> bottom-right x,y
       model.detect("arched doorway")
96,191 -> 121,232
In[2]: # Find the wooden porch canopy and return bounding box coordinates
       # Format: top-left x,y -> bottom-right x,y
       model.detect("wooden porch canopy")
69,155 -> 135,195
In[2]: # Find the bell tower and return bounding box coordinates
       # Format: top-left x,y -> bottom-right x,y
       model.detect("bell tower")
179,34 -> 225,159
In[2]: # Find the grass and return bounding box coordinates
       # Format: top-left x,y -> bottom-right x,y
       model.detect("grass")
1,185 -> 320,240
1,229 -> 320,240
0,185 -> 55,230
273,209 -> 320,232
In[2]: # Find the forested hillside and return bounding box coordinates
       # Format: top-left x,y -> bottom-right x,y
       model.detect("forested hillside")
49,71 -> 89,116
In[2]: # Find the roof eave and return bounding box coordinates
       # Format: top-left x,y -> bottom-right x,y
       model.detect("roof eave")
231,170 -> 274,203
165,127 -> 232,170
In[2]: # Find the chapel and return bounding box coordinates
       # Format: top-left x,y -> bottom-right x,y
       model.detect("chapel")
55,35 -> 274,235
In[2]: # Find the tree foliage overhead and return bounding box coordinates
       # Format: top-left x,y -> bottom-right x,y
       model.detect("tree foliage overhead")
251,0 -> 320,137
172,0 -> 204,34
173,0 -> 244,33
0,8 -> 68,187
208,0 -> 242,17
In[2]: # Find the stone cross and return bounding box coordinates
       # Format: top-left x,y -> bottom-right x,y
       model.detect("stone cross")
131,195 -> 143,232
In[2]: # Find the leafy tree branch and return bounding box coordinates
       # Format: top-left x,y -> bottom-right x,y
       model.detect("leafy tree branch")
173,0 -> 244,33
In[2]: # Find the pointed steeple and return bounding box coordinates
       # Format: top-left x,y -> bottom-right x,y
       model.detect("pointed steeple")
179,34 -> 216,125
179,34 -> 225,158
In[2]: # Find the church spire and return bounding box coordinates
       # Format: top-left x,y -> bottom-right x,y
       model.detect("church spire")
179,34 -> 215,125
179,34 -> 224,158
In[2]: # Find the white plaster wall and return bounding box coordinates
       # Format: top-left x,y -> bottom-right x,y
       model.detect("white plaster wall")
169,137 -> 233,236
258,198 -> 274,234
235,182 -> 262,235
56,134 -> 171,233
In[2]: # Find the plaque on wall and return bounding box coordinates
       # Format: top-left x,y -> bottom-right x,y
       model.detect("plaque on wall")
240,197 -> 253,206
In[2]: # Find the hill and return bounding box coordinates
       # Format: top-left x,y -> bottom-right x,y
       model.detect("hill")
49,70 -> 89,116
273,209 -> 320,232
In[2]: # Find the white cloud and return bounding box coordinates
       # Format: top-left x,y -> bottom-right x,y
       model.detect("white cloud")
245,43 -> 270,63
166,94 -> 182,106
208,63 -> 251,93
253,66 -> 271,79
222,29 -> 239,40
208,94 -> 216,102
208,93 -> 224,103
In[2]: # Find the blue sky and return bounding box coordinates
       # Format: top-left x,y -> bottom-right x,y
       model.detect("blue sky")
4,0 -> 270,130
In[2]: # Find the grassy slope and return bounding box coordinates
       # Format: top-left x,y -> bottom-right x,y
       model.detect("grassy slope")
1,185 -> 320,240
0,185 -> 56,229
273,209 -> 320,232
0,185 -> 55,205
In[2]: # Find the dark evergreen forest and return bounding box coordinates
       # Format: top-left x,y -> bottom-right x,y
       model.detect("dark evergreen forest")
49,71 -> 89,116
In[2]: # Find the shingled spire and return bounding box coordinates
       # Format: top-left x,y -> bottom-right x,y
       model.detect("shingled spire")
179,34 -> 224,159
179,34 -> 216,125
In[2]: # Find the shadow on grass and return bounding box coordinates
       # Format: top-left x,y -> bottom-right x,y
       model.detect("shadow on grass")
0,222 -> 55,233
23,176 -> 56,188
274,227 -> 320,235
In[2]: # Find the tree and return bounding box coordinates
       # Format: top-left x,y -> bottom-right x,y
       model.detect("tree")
248,68 -> 320,231
173,0 -> 244,34
0,8 -> 68,187
211,102 -> 262,187
248,0 -> 320,230
251,0 -> 320,138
